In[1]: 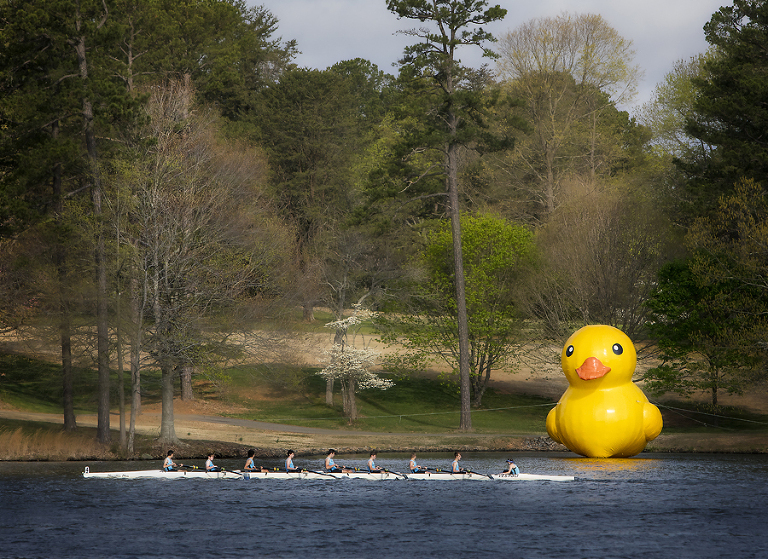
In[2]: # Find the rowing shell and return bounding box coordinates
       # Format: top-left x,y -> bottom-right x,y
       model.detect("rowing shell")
81,467 -> 406,480
82,467 -> 572,481
241,470 -> 407,480
405,472 -> 574,481
82,467 -> 244,480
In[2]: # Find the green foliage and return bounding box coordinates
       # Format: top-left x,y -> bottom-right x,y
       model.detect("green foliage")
379,213 -> 534,406
679,1 -> 768,218
644,260 -> 765,406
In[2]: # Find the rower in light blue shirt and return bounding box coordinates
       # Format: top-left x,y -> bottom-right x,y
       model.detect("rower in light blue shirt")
367,452 -> 383,473
409,453 -> 426,473
325,449 -> 351,473
286,450 -> 299,472
244,449 -> 267,472
163,450 -> 179,472
502,457 -> 520,476
205,453 -> 220,472
451,452 -> 465,474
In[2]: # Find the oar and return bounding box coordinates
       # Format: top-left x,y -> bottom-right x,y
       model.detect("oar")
306,469 -> 340,479
383,468 -> 409,480
468,469 -> 494,480
179,464 -> 198,471
221,468 -> 244,478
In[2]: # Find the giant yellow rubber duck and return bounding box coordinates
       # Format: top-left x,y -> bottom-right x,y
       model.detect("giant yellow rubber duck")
546,325 -> 663,458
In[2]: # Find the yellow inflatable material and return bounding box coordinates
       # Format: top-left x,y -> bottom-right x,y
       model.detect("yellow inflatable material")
546,325 -> 663,458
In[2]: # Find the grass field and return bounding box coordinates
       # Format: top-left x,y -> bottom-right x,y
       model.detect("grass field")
2,351 -> 767,441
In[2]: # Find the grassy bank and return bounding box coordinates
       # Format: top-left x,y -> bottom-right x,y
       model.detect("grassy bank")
1,352 -> 767,459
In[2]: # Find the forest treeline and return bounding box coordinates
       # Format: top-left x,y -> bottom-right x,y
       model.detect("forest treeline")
1,1 -> 766,448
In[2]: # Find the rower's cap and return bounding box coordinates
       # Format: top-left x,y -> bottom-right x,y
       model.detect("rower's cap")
506,459 -> 515,463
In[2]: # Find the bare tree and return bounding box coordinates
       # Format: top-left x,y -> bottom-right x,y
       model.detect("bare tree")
496,12 -> 641,221
116,79 -> 293,444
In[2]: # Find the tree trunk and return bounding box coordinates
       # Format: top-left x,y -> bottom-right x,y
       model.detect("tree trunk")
342,376 -> 357,423
128,276 -> 143,454
179,364 -> 194,400
327,329 -> 346,406
53,119 -> 77,432
60,309 -> 76,431
302,301 -> 315,322
116,313 -> 126,451
446,135 -> 472,431
75,25 -> 111,444
471,362 -> 493,408
159,365 -> 179,444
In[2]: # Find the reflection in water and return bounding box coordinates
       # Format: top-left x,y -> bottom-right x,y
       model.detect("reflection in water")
563,455 -> 663,475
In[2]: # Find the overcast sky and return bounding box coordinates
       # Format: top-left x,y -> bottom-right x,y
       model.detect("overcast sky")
251,0 -> 728,114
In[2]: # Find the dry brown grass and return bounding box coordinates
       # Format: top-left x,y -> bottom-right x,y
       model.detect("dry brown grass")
0,427 -> 116,461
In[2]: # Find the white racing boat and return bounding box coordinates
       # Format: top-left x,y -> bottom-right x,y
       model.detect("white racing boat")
241,470 -> 407,480
82,466 -> 245,479
82,466 -> 573,481
405,471 -> 574,481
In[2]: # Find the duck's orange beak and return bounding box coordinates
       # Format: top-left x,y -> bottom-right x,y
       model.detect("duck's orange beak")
576,357 -> 611,380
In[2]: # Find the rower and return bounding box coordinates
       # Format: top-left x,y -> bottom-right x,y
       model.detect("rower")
205,452 -> 221,472
285,450 -> 299,472
367,452 -> 383,473
244,449 -> 268,472
324,449 -> 351,473
408,453 -> 426,473
451,452 -> 466,474
163,450 -> 180,472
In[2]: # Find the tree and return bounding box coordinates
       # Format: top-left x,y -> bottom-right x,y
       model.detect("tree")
318,306 -> 393,422
251,67 -> 361,321
688,178 -> 768,305
637,55 -> 711,162
0,0 -> 138,440
117,79 -> 292,444
643,260 -> 765,407
495,12 -> 641,222
519,181 -> 678,342
679,1 -> 768,219
386,0 -> 508,431
380,213 -> 533,408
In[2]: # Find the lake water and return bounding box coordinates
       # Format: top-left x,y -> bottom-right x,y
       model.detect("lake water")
1,452 -> 767,559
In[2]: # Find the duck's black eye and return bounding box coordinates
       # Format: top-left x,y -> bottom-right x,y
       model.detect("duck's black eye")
612,343 -> 623,355
566,345 -> 574,357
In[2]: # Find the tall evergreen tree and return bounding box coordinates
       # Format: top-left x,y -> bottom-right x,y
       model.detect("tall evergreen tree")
385,0 -> 509,430
680,0 -> 768,219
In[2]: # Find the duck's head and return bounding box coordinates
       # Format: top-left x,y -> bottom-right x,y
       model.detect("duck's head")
561,325 -> 636,387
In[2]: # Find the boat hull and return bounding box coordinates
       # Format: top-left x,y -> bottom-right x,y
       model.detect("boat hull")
241,470 -> 406,480
82,468 -> 573,482
82,468 -> 244,480
405,472 -> 574,481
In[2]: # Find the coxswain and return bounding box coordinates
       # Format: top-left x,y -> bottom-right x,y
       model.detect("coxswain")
502,457 -> 520,476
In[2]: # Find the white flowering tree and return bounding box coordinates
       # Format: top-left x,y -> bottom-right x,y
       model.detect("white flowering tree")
318,306 -> 393,421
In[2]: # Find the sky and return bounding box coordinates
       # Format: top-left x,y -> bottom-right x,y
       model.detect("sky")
251,0 -> 728,114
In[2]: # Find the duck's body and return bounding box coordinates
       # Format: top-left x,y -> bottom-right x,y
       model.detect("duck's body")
546,325 -> 663,458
